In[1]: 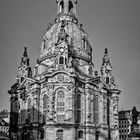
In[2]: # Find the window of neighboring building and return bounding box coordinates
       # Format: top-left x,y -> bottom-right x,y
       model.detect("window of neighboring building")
57,90 -> 65,122
56,129 -> 63,140
43,94 -> 48,123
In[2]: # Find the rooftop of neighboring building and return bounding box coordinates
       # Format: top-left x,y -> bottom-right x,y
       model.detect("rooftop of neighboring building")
0,118 -> 9,127
0,118 -> 9,139
119,109 -> 140,120
0,110 -> 10,124
119,110 -> 131,119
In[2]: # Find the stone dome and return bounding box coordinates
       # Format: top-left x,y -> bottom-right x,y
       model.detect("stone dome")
39,18 -> 92,63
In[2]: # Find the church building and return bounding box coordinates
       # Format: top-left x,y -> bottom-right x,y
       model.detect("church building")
8,0 -> 120,139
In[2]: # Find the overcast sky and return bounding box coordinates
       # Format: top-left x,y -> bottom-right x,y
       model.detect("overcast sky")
0,0 -> 140,111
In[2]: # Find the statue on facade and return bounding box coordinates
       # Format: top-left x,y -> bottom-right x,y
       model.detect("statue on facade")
57,27 -> 68,44
47,23 -> 53,31
128,106 -> 140,139
132,106 -> 139,124
56,21 -> 69,44
21,47 -> 30,66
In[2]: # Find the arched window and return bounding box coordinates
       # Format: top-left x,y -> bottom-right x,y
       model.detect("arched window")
57,90 -> 65,122
85,41 -> 91,55
78,130 -> 83,139
59,1 -> 64,13
56,129 -> 63,140
106,77 -> 110,84
77,94 -> 81,123
43,94 -> 48,123
59,56 -> 64,64
82,37 -> 85,49
65,58 -> 67,65
69,1 -> 74,13
77,94 -> 81,109
43,41 -> 46,50
103,96 -> 107,123
95,131 -> 99,140
94,96 -> 99,124
84,40 -> 87,50
27,98 -> 31,122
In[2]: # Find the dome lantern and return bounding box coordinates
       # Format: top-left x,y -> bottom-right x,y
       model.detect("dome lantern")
56,0 -> 77,16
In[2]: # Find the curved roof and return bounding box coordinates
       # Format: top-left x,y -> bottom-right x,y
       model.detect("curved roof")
39,18 -> 92,62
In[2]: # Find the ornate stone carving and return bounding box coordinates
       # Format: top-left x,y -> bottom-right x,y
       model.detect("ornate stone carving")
57,74 -> 64,82
47,23 -> 53,31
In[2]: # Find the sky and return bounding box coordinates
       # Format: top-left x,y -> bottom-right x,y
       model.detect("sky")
0,0 -> 140,112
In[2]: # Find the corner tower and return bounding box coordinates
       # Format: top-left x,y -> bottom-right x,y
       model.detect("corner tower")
100,48 -> 120,140
18,47 -> 32,83
101,48 -> 113,85
101,48 -> 117,89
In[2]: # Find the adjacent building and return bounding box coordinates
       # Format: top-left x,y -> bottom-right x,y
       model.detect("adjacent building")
0,118 -> 9,139
119,110 -> 131,140
118,109 -> 140,140
8,0 -> 120,140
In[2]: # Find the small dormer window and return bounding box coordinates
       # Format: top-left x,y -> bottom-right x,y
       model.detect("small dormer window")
69,1 -> 74,13
59,1 -> 64,13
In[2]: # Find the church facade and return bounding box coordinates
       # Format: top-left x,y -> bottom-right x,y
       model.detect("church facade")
8,0 -> 120,140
